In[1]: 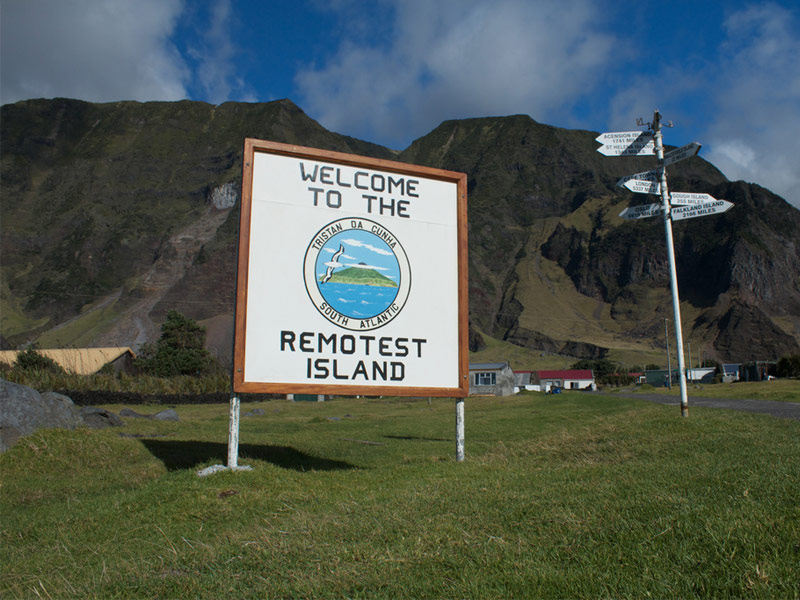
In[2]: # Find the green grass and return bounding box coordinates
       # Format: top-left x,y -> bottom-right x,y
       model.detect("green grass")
469,329 -> 571,370
2,393 -> 798,598
632,379 -> 800,403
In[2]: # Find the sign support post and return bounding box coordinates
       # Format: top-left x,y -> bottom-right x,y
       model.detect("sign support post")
455,398 -> 465,462
227,395 -> 240,467
651,111 -> 689,416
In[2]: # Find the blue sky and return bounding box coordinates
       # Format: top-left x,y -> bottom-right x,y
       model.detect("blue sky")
2,0 -> 799,208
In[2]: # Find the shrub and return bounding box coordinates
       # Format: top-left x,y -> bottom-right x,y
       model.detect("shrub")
776,355 -> 800,378
134,310 -> 213,377
13,347 -> 65,374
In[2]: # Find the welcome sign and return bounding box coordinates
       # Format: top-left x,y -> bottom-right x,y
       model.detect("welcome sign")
233,139 -> 468,397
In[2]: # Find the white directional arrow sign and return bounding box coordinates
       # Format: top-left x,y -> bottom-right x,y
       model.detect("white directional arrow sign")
617,169 -> 660,194
619,203 -> 663,220
663,142 -> 701,166
671,199 -> 733,221
623,179 -> 661,194
596,131 -> 655,156
670,191 -> 717,206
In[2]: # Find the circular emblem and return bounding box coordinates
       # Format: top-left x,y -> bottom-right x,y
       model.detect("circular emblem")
304,218 -> 411,331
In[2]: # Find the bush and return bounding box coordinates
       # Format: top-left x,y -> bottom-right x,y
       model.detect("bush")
134,310 -> 214,377
599,373 -> 637,387
776,355 -> 800,378
13,347 -> 65,374
571,358 -> 620,378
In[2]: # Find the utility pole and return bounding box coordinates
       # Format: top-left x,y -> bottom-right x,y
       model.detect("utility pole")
652,110 -> 689,415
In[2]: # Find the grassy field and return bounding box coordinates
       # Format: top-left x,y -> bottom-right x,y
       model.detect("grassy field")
632,379 -> 800,403
2,392 -> 799,598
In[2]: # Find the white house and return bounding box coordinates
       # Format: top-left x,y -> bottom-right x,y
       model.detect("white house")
532,369 -> 595,391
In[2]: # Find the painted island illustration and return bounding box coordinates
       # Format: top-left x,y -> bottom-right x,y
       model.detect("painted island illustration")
315,229 -> 401,319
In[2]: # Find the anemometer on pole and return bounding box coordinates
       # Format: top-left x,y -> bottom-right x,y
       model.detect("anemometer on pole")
597,110 -> 734,417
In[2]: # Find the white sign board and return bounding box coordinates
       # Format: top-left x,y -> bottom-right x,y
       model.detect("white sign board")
233,140 -> 469,397
596,131 -> 655,156
663,142 -> 701,166
618,169 -> 661,194
670,192 -> 717,206
619,203 -> 663,220
622,179 -> 661,194
595,131 -> 653,144
671,199 -> 733,221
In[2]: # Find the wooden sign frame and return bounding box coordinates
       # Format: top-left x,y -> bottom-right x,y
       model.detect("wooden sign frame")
233,139 -> 468,397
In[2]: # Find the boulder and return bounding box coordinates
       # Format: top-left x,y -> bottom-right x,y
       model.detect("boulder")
153,408 -> 179,421
80,406 -> 124,429
119,408 -> 153,419
0,380 -> 82,452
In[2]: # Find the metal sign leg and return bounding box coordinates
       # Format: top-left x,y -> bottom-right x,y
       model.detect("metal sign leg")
455,398 -> 465,462
227,394 -> 240,468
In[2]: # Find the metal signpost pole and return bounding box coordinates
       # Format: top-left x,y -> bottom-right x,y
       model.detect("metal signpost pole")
227,395 -> 240,468
455,398 -> 465,462
652,111 -> 689,416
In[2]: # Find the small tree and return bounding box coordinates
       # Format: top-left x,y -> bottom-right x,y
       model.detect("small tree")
776,355 -> 800,378
135,310 -> 211,376
571,358 -> 619,379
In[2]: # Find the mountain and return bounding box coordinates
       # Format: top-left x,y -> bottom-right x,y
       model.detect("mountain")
323,267 -> 398,287
2,98 -> 799,366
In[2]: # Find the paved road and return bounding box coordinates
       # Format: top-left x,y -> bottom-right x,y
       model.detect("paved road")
612,392 -> 800,421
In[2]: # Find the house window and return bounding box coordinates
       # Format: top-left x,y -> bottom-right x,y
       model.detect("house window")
474,372 -> 496,386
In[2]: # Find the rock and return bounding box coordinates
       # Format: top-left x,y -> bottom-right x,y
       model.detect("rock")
244,408 -> 265,417
1,380 -> 82,452
80,406 -> 124,429
119,408 -> 153,419
153,408 -> 179,421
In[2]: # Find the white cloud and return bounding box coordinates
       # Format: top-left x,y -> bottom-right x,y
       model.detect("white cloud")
1,0 -> 188,105
294,0 -> 615,148
703,3 -> 800,209
341,238 -> 393,256
342,262 -> 388,271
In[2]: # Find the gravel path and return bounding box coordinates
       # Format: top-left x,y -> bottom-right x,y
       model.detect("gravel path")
612,392 -> 800,421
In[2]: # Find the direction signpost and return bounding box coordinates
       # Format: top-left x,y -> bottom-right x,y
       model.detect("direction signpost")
618,170 -> 661,194
670,191 -> 720,206
595,131 -> 655,156
663,141 -> 701,166
671,199 -> 733,220
598,112 -> 734,417
619,203 -> 663,220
